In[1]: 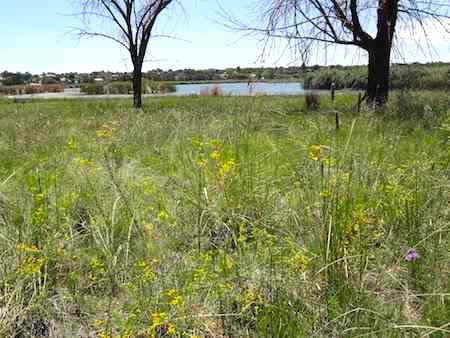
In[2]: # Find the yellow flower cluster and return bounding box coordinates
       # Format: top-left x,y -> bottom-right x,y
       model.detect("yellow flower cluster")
238,223 -> 246,243
196,158 -> 208,168
164,288 -> 183,306
308,144 -> 331,162
241,283 -> 263,313
209,150 -> 221,160
166,323 -> 176,336
19,257 -> 46,275
158,210 -> 168,222
96,125 -> 114,138
89,257 -> 106,282
75,157 -> 89,167
218,251 -> 234,273
31,205 -> 46,226
218,159 -> 236,178
143,223 -> 153,238
147,312 -> 176,337
192,267 -> 208,282
136,260 -> 156,282
290,252 -> 309,272
151,311 -> 166,326
308,145 -> 322,161
16,243 -> 40,253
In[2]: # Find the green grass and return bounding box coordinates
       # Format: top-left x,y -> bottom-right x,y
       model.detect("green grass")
0,92 -> 449,337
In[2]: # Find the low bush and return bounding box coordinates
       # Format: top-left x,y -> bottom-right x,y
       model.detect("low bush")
80,83 -> 106,95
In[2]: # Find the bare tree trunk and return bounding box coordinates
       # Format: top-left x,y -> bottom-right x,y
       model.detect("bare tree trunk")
132,64 -> 143,108
367,0 -> 398,107
366,43 -> 391,107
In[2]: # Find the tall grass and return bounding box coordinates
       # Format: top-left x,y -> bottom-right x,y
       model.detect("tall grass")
0,92 -> 449,337
304,64 -> 449,91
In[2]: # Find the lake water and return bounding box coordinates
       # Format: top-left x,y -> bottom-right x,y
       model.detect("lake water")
174,82 -> 304,96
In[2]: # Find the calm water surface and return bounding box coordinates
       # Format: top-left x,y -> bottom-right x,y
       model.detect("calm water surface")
173,82 -> 304,96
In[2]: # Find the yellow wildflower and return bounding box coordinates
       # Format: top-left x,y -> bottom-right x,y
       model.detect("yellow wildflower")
319,191 -> 330,198
150,311 -> 166,327
144,223 -> 153,237
19,257 -> 45,275
158,210 -> 168,221
218,159 -> 235,177
75,157 -> 89,167
96,331 -> 111,338
308,145 -> 322,161
164,289 -> 183,305
93,319 -> 104,327
218,252 -> 233,273
136,260 -> 156,282
16,243 -> 40,254
96,126 -> 114,138
167,323 -> 176,336
210,150 -> 221,160
170,295 -> 183,306
196,158 -> 208,168
191,136 -> 203,149
238,223 -> 246,243
291,252 -> 308,272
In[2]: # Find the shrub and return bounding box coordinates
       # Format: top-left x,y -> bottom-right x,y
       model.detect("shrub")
145,81 -> 176,94
387,89 -> 442,121
80,83 -> 105,95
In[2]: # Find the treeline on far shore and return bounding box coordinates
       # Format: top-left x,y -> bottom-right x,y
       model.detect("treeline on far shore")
0,62 -> 448,95
80,81 -> 176,95
304,63 -> 449,90
0,83 -> 64,95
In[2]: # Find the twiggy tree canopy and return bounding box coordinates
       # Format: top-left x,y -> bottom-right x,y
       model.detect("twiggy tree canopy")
226,0 -> 449,105
77,0 -> 175,108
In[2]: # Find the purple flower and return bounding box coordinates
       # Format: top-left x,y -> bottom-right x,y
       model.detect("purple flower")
404,249 -> 418,262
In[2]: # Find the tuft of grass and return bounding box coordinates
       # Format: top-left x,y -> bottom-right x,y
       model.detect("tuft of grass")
304,91 -> 320,110
200,84 -> 224,97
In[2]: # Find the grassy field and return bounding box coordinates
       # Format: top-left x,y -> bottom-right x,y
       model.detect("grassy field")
0,92 -> 449,337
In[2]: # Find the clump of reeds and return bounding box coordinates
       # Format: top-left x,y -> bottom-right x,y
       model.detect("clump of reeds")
200,84 -> 223,96
304,91 -> 320,110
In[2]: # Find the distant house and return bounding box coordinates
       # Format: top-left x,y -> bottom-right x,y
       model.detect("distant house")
94,78 -> 105,83
219,73 -> 229,80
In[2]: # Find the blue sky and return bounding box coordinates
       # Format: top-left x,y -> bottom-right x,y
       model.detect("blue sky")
0,0 -> 449,73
